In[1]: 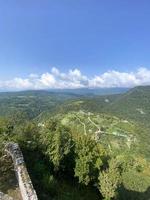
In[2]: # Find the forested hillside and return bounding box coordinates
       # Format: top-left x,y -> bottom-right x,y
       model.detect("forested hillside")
0,90 -> 81,121
57,86 -> 150,128
105,86 -> 150,127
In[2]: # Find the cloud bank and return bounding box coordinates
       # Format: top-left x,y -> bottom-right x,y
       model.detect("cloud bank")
0,67 -> 150,91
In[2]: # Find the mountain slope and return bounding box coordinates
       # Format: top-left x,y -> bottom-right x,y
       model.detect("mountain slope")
56,86 -> 150,128
105,86 -> 150,127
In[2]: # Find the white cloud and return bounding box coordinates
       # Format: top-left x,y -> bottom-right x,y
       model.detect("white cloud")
89,70 -> 139,88
40,73 -> 56,87
0,67 -> 150,91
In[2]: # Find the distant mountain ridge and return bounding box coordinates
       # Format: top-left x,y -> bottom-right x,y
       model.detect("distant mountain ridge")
47,87 -> 130,95
0,87 -> 129,96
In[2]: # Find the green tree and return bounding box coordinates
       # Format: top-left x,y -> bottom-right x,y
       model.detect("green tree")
98,158 -> 121,200
74,134 -> 105,185
41,123 -> 72,171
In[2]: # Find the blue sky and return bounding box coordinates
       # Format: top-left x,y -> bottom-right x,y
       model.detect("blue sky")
0,0 -> 150,89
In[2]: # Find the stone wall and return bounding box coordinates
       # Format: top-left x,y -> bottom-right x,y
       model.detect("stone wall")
5,143 -> 38,200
